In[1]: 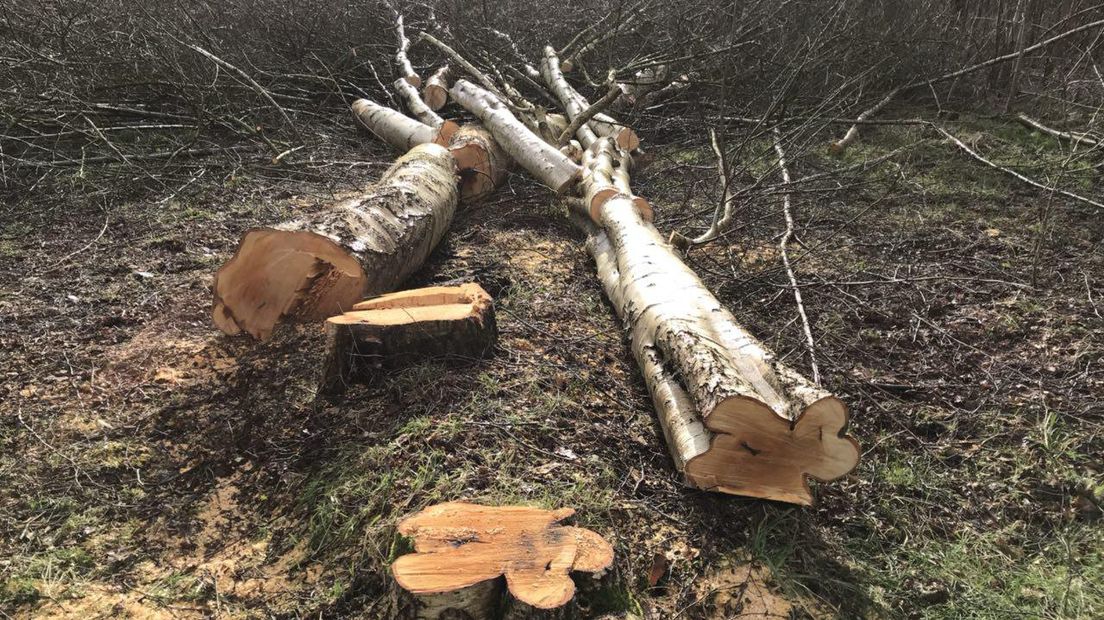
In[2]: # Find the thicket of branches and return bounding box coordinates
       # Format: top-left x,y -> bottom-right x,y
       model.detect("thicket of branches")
2,0 -> 1101,203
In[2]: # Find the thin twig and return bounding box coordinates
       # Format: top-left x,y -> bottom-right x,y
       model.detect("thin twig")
936,125 -> 1104,211
773,126 -> 820,385
186,43 -> 303,143
834,17 -> 1104,150
42,208 -> 109,273
558,71 -> 622,145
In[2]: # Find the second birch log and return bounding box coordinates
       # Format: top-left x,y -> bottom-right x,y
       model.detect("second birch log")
351,98 -> 456,151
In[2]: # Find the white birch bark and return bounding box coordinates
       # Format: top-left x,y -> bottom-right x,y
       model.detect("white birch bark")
577,140 -> 859,505
449,79 -> 580,194
351,98 -> 452,151
212,143 -> 458,340
422,65 -> 452,110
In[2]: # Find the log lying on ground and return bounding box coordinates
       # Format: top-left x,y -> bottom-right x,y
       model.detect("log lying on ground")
212,143 -> 458,339
351,98 -> 457,150
392,502 -> 613,619
352,92 -> 506,202
321,283 -> 496,392
392,12 -> 421,87
423,66 -> 452,111
394,78 -> 451,128
575,139 -> 859,505
448,57 -> 858,502
449,124 -> 510,202
450,79 -> 581,194
539,47 -> 639,151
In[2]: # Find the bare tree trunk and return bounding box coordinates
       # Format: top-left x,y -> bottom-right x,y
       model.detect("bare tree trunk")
393,12 -> 421,87
449,79 -> 581,194
449,124 -> 510,201
540,47 -> 640,151
212,143 -> 458,339
423,65 -> 452,110
575,139 -> 858,505
351,98 -> 455,151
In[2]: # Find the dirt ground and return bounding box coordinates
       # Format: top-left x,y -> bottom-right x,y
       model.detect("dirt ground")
2,112 -> 1102,619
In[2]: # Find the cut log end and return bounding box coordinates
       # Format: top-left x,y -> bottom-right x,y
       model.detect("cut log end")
392,502 -> 613,614
423,85 -> 448,111
212,228 -> 366,340
423,66 -> 452,111
448,125 -> 508,202
685,396 -> 860,505
434,119 -> 461,146
404,75 -> 422,89
616,128 -> 641,152
589,191 -> 653,224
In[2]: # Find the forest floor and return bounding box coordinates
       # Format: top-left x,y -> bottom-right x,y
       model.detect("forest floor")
2,108 -> 1102,619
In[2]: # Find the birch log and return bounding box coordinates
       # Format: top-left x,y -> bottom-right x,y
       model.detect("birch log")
351,98 -> 455,151
423,66 -> 452,110
393,13 -> 421,87
449,79 -> 580,194
540,46 -> 640,151
212,143 -> 458,339
393,78 -> 451,130
448,124 -> 510,202
578,139 -> 858,505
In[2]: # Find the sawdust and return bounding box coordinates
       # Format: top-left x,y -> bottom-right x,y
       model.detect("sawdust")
27,470 -> 321,618
100,320 -> 238,389
26,583 -> 206,620
694,562 -> 795,619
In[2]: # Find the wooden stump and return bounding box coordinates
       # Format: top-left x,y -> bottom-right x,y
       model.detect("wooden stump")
321,283 -> 496,392
392,502 -> 613,620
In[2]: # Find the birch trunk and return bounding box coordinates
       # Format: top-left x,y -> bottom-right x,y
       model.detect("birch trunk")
394,78 -> 449,129
393,13 -> 421,87
540,47 -> 639,151
322,284 -> 496,393
212,143 -> 458,339
448,124 -> 510,202
578,140 -> 859,505
449,79 -> 580,194
423,66 -> 452,110
351,98 -> 455,151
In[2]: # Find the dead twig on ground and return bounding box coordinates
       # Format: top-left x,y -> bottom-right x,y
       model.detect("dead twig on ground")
774,126 -> 821,385
935,125 -> 1104,211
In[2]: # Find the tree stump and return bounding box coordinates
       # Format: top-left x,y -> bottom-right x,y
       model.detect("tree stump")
321,283 -> 496,392
392,502 -> 614,620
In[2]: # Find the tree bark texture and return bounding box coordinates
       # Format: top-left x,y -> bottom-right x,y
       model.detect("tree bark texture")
577,140 -> 859,505
449,79 -> 580,194
212,143 -> 459,339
